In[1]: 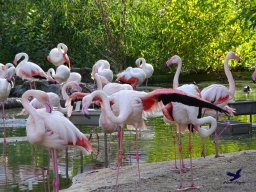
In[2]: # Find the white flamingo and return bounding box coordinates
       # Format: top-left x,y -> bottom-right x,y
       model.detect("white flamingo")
47,43 -> 71,68
135,57 -> 154,87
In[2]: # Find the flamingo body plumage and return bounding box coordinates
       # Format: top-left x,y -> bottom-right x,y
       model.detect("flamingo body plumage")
13,53 -> 47,82
116,67 -> 146,88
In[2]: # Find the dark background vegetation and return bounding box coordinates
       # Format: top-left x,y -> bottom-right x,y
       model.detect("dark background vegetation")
0,0 -> 256,79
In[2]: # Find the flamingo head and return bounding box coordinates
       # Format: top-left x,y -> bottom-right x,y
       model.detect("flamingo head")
166,55 -> 182,67
226,51 -> 240,62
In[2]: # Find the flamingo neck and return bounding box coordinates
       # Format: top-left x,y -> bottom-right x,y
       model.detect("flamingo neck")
86,90 -> 129,124
224,56 -> 235,98
196,116 -> 217,137
173,61 -> 182,88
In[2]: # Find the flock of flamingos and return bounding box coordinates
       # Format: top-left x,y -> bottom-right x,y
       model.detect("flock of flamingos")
0,43 -> 249,191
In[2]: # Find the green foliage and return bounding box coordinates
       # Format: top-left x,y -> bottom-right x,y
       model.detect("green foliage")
0,0 -> 255,74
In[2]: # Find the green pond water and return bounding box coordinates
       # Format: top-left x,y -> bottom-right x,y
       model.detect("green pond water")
1,80 -> 256,191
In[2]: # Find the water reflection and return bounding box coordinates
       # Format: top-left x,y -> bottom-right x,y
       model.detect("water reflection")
0,80 -> 256,191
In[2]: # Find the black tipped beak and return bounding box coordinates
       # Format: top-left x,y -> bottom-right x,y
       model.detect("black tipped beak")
83,113 -> 91,119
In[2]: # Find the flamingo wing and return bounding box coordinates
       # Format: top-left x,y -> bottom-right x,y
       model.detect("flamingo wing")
141,88 -> 229,115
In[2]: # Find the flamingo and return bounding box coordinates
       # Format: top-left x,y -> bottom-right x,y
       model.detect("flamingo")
13,52 -> 48,89
0,63 -> 15,78
135,57 -> 154,87
21,89 -> 93,192
201,51 -> 240,157
165,55 -> 202,170
47,65 -> 70,85
251,67 -> 256,83
47,43 -> 71,68
61,81 -> 82,101
82,88 -> 228,188
91,60 -> 113,83
0,65 -> 16,143
116,67 -> 146,89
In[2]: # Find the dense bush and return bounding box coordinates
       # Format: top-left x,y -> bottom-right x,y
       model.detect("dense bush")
0,0 -> 255,74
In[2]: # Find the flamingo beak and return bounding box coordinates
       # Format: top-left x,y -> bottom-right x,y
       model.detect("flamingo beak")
165,59 -> 171,67
13,59 -> 17,65
63,53 -> 71,69
82,103 -> 91,119
47,55 -> 51,62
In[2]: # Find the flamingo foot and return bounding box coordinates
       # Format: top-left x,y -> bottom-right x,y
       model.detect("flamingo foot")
177,184 -> 200,191
215,154 -> 224,158
201,148 -> 206,158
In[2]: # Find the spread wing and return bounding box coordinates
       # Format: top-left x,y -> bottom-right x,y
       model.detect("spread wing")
142,88 -> 229,115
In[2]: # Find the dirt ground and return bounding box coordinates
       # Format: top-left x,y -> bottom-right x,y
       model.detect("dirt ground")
61,150 -> 256,192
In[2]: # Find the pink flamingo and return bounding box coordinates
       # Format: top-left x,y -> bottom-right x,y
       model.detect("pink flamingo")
166,55 -> 201,169
135,57 -> 154,87
13,52 -> 48,89
201,51 -> 240,157
0,63 -> 15,78
47,43 -> 71,68
21,89 -> 93,192
47,65 -> 70,85
0,66 -> 16,143
91,60 -> 113,83
82,88 -> 228,189
116,67 -> 146,89
251,67 -> 256,83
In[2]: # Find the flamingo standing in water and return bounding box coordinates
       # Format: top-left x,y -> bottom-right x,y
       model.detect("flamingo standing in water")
82,88 -> 228,189
91,60 -> 113,83
21,89 -> 93,192
47,43 -> 71,68
13,52 -> 48,89
116,67 -> 146,89
201,51 -> 240,157
0,65 -> 16,143
135,57 -> 154,87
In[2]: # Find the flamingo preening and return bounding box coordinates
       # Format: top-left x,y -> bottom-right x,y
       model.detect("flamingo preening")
135,57 -> 154,87
21,89 -> 93,192
91,59 -> 113,83
82,88 -> 228,189
116,67 -> 146,89
201,51 -> 240,158
47,43 -> 71,68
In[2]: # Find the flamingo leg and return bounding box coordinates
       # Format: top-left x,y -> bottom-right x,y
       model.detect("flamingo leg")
2,103 -> 6,144
187,124 -> 200,189
51,148 -> 59,192
177,129 -> 184,190
214,111 -> 224,158
115,126 -> 123,189
135,127 -> 141,181
170,125 -> 178,170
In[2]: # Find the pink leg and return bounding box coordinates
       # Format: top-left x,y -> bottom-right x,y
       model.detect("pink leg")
135,127 -> 141,181
2,103 -> 6,144
214,112 -> 224,158
177,130 -> 184,190
51,149 -> 59,192
115,126 -> 123,190
170,126 -> 178,170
